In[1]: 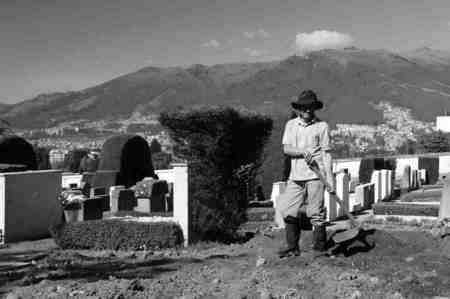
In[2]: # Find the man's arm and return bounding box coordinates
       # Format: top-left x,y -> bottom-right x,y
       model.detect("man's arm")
283,144 -> 321,158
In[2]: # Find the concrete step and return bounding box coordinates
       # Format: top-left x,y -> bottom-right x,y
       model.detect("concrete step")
373,202 -> 439,217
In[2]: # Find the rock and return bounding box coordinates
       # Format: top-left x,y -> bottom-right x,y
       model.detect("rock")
259,288 -> 272,299
349,290 -> 362,299
338,272 -> 358,281
127,279 -> 144,292
212,278 -> 221,284
431,226 -> 441,238
69,290 -> 85,297
391,291 -> 405,299
5,293 -> 20,299
369,277 -> 379,285
256,257 -> 266,267
405,256 -> 414,262
56,285 -> 65,293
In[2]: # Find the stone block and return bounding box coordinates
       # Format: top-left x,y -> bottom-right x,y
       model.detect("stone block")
336,172 -> 349,217
439,178 -> 450,220
400,166 -> 411,194
82,197 -> 105,220
271,181 -> 287,228
371,170 -> 382,203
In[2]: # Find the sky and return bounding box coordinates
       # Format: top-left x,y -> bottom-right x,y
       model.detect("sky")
1,0 -> 450,103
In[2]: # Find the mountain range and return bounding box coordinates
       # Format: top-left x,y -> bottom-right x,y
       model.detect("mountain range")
2,47 -> 450,129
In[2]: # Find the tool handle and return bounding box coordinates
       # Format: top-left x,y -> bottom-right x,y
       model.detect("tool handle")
308,161 -> 358,226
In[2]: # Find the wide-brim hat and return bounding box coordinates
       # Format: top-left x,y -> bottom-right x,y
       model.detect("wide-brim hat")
291,89 -> 323,110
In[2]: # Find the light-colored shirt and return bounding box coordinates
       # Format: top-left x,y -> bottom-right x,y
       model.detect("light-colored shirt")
282,117 -> 331,181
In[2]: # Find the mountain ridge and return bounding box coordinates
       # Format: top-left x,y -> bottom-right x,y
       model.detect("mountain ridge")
3,47 -> 450,129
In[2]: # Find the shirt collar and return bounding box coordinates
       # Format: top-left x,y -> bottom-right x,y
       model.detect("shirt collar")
297,116 -> 318,127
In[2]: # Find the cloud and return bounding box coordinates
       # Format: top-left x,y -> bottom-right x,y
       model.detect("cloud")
243,48 -> 268,57
243,29 -> 271,39
295,30 -> 354,53
202,39 -> 221,48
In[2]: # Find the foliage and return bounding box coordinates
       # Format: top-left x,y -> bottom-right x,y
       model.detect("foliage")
152,151 -> 172,170
99,134 -> 157,187
159,107 -> 272,241
0,135 -> 37,170
418,156 -> 439,184
59,190 -> 87,210
50,219 -> 183,250
149,139 -> 162,153
33,145 -> 52,170
63,148 -> 89,173
417,130 -> 450,153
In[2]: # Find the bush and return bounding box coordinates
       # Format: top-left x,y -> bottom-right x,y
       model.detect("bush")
159,107 -> 272,241
34,146 -> 51,170
99,134 -> 157,187
418,156 -> 439,184
417,130 -> 450,153
152,151 -> 172,170
63,149 -> 89,173
50,219 -> 183,250
0,135 -> 37,170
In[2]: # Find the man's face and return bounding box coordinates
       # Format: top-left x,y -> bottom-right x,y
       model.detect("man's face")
295,106 -> 315,122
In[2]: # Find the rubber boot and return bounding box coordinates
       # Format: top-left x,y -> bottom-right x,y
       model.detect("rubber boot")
312,224 -> 327,252
277,216 -> 300,258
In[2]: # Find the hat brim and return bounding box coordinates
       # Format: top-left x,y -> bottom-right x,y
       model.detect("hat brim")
291,101 -> 323,110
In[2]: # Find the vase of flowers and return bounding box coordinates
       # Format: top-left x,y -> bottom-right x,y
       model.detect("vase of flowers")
60,190 -> 86,222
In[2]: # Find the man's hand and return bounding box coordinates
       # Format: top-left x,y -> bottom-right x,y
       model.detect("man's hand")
303,151 -> 314,165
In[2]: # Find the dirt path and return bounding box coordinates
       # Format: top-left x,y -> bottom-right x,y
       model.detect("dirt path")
1,228 -> 449,299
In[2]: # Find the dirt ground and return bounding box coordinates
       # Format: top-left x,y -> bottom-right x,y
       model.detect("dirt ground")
0,226 -> 449,299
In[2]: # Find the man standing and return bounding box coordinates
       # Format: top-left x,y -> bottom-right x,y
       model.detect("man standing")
277,89 -> 334,258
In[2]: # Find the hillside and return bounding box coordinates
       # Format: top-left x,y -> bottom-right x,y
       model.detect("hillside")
3,47 -> 450,129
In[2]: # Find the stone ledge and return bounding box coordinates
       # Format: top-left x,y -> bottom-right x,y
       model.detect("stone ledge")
373,202 -> 439,217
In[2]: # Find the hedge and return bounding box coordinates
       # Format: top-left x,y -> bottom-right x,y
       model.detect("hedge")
418,156 -> 439,185
159,107 -> 272,241
50,219 -> 183,250
0,135 -> 37,170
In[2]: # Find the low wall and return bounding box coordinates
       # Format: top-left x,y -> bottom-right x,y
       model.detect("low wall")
1,170 -> 63,243
333,152 -> 450,181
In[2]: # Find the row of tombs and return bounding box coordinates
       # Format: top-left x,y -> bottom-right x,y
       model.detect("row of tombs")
269,166 -> 433,229
0,134 -> 189,245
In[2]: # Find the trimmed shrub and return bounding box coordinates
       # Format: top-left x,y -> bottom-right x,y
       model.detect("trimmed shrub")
34,146 -> 51,170
0,135 -> 37,170
152,151 -> 172,170
159,107 -> 272,241
79,153 -> 99,173
63,149 -> 89,173
359,158 -> 375,184
50,219 -> 183,250
99,134 -> 157,187
418,156 -> 439,184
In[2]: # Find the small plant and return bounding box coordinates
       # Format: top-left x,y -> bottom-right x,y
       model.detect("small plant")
59,190 -> 87,210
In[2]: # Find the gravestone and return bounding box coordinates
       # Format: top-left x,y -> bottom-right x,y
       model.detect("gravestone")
400,166 -> 411,194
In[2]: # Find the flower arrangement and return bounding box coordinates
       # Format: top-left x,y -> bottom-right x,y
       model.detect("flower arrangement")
59,190 -> 87,210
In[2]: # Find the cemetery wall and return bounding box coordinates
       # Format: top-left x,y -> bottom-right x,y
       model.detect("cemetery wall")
0,170 -> 62,242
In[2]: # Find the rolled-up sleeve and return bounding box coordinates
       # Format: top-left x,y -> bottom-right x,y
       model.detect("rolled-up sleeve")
321,123 -> 331,151
282,122 -> 293,145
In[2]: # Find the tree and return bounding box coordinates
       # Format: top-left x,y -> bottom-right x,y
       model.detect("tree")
149,139 -> 162,153
417,130 -> 450,153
